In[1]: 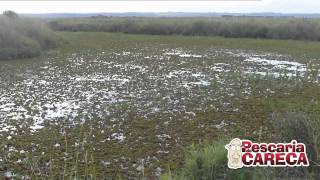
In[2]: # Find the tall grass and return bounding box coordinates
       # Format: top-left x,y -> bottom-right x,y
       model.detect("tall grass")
160,140 -> 269,180
49,17 -> 320,41
0,12 -> 62,60
161,111 -> 320,180
271,112 -> 320,178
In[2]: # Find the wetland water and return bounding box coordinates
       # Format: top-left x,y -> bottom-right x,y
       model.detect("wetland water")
0,46 -> 317,177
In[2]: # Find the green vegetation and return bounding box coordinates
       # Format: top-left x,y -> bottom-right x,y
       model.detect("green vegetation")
160,140 -> 269,180
58,31 -> 320,60
161,110 -> 320,179
50,16 -> 320,41
0,11 -> 62,60
1,31 -> 320,179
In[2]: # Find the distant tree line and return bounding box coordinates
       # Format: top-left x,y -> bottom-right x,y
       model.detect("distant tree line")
49,17 -> 320,41
0,11 -> 62,60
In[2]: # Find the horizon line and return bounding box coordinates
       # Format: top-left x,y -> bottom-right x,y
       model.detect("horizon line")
16,11 -> 320,15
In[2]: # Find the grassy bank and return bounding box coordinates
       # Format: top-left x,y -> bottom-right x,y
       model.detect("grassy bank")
0,11 -> 62,60
50,17 -> 320,41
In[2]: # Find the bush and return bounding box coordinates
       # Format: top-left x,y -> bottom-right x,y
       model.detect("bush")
3,10 -> 18,19
0,11 -> 62,60
160,140 -> 269,180
271,112 -> 320,178
49,17 -> 320,41
161,111 -> 320,180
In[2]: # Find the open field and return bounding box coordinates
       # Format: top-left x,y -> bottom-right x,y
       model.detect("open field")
0,32 -> 319,178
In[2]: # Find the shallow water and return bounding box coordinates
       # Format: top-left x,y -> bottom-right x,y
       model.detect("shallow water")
0,48 -> 316,135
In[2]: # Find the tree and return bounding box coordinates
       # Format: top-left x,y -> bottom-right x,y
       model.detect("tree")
3,10 -> 18,19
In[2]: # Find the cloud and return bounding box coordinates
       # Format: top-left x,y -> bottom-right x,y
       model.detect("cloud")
0,0 -> 319,14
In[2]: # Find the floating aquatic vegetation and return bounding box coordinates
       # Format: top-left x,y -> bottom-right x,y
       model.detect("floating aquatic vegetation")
0,48 -> 316,134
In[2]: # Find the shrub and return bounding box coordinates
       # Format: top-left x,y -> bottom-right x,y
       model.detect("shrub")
161,111 -> 320,180
49,17 -> 320,41
160,140 -> 269,180
271,112 -> 320,178
0,11 -> 62,60
3,10 -> 18,19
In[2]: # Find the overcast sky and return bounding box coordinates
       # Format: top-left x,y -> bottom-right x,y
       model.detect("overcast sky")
0,0 -> 320,14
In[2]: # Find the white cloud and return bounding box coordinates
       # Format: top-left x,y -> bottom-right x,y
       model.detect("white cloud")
0,0 -> 319,14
